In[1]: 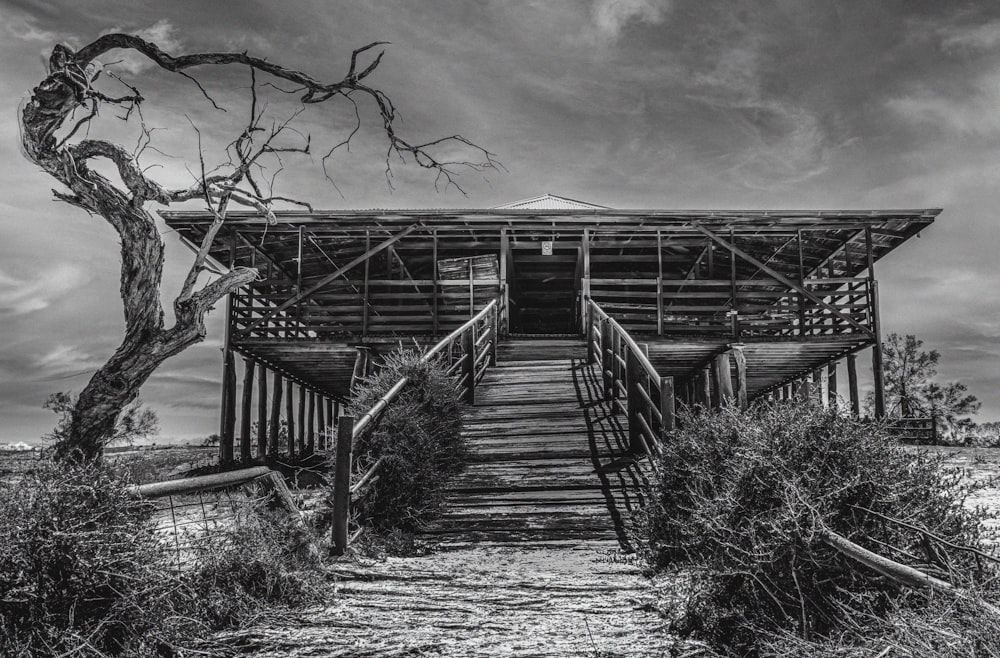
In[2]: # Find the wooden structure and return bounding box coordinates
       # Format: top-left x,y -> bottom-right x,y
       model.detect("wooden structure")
161,194 -> 939,461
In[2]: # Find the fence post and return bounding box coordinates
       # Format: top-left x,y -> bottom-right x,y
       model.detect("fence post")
331,416 -> 354,556
601,318 -> 613,402
462,324 -> 476,404
490,302 -> 498,366
659,376 -> 675,434
586,301 -> 596,364
625,346 -> 641,454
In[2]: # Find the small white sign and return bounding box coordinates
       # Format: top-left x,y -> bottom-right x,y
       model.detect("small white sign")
541,241 -> 553,255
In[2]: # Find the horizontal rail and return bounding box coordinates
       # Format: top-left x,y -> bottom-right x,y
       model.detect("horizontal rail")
131,466 -> 273,498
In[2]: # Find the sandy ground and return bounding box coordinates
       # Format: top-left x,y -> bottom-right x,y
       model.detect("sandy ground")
217,541 -> 682,657
920,446 -> 1000,545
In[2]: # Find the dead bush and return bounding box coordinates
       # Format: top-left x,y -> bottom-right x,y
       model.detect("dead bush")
636,400 -> 998,656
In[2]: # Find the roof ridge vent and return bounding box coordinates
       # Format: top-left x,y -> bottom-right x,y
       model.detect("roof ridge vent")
494,193 -> 609,210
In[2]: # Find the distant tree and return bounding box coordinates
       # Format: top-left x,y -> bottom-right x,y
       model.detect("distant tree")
923,381 -> 979,431
202,433 -> 221,447
882,333 -> 939,417
876,333 -> 979,429
21,34 -> 495,462
44,391 -> 158,447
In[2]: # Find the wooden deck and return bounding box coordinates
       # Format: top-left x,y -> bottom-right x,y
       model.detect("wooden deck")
422,339 -> 651,549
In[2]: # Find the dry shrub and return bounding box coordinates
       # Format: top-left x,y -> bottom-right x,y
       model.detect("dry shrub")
0,460 -> 325,656
0,460 -> 176,656
347,349 -> 466,531
637,400 -> 998,657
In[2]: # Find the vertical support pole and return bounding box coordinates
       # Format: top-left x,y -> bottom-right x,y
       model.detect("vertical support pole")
625,346 -> 642,454
797,229 -> 807,336
362,230 -> 371,337
326,398 -> 335,444
866,226 -> 886,419
601,318 -> 613,402
813,367 -> 826,407
714,352 -> 734,406
586,302 -> 596,364
307,390 -> 316,453
659,375 -> 675,434
695,367 -> 711,408
285,379 -> 295,456
656,230 -> 664,337
847,353 -> 860,417
268,370 -> 282,456
297,385 -> 306,454
296,226 -> 303,330
256,363 -> 267,458
732,346 -> 748,410
240,357 -> 255,462
317,394 -> 326,452
331,415 -> 354,556
351,347 -> 371,391
462,323 -> 476,404
581,229 -> 591,334
730,228 -> 739,339
432,229 -> 439,337
219,231 -> 238,464
499,228 -> 509,337
221,349 -> 237,463
828,361 -> 839,409
468,259 -> 475,319
490,302 -> 499,366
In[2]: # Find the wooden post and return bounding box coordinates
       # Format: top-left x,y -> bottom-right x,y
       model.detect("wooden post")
297,385 -> 306,454
468,259 -> 475,319
296,226 -> 304,328
240,358 -> 255,462
798,375 -> 812,402
870,281 -> 886,418
256,363 -> 268,458
625,346 -> 642,454
797,229 -> 807,336
221,349 -> 236,463
307,390 -> 316,453
828,361 -> 839,408
714,352 -> 734,406
847,353 -> 860,417
326,398 -> 335,444
732,346 -> 748,410
317,394 -> 326,451
432,229 -> 439,337
351,347 -> 371,391
696,367 -> 711,408
586,302 -> 596,364
730,228 -> 739,339
601,318 -> 613,402
331,416 -> 354,556
268,370 -> 282,456
659,375 -> 675,434
285,379 -> 295,456
657,230 -> 664,336
462,323 -> 476,404
813,366 -> 826,406
490,302 -> 499,366
362,230 -> 371,337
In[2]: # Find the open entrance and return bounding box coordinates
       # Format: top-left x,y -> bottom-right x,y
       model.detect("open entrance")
509,240 -> 579,334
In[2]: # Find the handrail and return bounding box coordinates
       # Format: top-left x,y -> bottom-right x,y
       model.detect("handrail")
585,298 -> 675,469
351,299 -> 497,436
331,296 -> 502,555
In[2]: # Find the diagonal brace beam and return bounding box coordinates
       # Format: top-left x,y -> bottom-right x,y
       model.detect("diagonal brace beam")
241,222 -> 422,333
693,224 -> 873,337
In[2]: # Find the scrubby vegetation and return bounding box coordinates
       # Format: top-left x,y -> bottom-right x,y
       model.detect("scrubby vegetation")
0,459 -> 324,656
637,401 -> 999,657
347,349 -> 466,532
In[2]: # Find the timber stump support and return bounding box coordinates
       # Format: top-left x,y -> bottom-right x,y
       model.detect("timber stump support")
331,416 -> 354,556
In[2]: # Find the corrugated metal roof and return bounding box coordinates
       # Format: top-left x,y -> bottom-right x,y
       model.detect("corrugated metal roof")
494,193 -> 609,210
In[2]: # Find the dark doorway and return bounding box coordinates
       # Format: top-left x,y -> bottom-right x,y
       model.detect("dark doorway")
510,242 -> 579,334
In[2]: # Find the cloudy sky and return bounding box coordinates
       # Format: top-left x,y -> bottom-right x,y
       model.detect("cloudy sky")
1,0 -> 999,444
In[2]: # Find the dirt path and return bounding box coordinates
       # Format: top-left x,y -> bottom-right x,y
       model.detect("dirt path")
222,542 -> 676,657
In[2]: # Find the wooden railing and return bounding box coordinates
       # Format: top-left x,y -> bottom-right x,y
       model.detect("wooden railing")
887,417 -> 938,444
330,297 -> 502,554
586,276 -> 872,338
585,298 -> 675,469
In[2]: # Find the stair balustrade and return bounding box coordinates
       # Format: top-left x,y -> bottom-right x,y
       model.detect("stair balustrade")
332,296 -> 503,554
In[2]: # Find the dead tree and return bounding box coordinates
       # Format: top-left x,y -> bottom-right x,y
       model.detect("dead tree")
21,35 -> 496,462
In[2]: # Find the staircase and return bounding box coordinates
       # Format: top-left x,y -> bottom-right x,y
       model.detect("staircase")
422,338 -> 646,548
